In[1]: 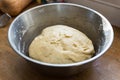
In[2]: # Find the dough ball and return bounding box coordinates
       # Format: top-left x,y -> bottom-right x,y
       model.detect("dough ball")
29,25 -> 95,64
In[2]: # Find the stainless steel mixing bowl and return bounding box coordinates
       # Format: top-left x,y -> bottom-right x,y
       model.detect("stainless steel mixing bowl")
8,3 -> 114,76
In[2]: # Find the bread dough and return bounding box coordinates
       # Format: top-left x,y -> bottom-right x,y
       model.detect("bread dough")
29,25 -> 95,64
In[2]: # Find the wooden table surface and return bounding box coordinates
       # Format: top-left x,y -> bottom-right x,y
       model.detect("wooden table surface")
0,2 -> 120,80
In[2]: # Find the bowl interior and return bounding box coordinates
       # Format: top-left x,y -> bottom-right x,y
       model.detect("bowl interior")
9,3 -> 113,65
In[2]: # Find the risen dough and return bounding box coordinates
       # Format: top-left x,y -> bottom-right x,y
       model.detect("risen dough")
29,25 -> 95,64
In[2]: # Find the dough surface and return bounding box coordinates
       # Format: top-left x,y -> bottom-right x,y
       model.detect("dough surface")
29,25 -> 95,64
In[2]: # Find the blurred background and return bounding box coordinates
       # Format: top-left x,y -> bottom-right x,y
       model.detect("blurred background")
66,0 -> 120,27
0,0 -> 120,27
